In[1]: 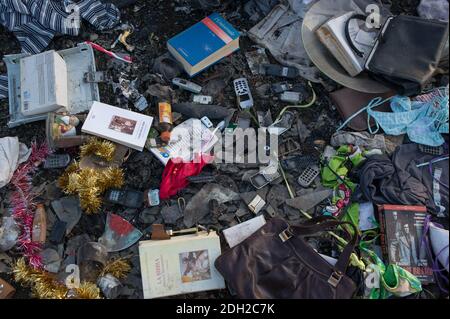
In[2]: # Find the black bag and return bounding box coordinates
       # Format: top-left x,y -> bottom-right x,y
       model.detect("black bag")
364,15 -> 449,96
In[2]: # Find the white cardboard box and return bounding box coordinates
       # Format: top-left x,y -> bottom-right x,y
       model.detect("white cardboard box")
20,50 -> 68,116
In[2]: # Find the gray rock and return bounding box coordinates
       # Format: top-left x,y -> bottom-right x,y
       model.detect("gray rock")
121,208 -> 138,221
0,260 -> 11,273
65,234 -> 91,258
0,201 -> 5,217
235,207 -> 250,218
61,255 -> 76,269
45,182 -> 63,201
52,197 -> 82,234
218,213 -> 236,224
0,217 -> 19,252
41,248 -> 62,273
51,200 -> 64,217
283,204 -> 301,220
266,185 -> 290,208
0,252 -> 13,273
286,187 -> 333,212
123,274 -> 143,290
241,169 -> 259,182
240,191 -> 257,205
46,207 -> 57,233
120,286 -> 136,297
183,184 -> 239,227
296,118 -> 312,143
161,205 -> 182,224
139,207 -> 160,224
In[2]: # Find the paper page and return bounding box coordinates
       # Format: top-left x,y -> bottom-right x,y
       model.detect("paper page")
150,118 -> 218,165
359,202 -> 377,231
223,215 -> 266,248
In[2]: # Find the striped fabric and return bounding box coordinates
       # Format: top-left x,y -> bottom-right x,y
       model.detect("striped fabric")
0,0 -> 120,54
0,0 -> 120,100
0,75 -> 8,99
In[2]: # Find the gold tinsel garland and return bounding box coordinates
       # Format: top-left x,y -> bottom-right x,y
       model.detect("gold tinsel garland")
80,138 -> 116,162
13,258 -> 101,299
100,258 -> 132,279
58,139 -> 124,214
13,139 -> 131,298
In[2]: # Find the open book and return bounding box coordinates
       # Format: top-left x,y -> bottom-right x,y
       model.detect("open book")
139,231 -> 225,299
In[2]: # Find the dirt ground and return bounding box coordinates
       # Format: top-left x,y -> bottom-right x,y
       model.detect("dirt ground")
1,0 -> 439,300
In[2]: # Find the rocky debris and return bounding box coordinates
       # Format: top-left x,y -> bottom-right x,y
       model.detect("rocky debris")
183,184 -> 240,227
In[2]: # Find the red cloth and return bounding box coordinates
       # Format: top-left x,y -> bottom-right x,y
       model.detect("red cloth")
159,154 -> 213,200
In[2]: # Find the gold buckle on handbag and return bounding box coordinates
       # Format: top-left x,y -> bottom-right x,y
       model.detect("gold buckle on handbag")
328,271 -> 344,287
279,228 -> 293,242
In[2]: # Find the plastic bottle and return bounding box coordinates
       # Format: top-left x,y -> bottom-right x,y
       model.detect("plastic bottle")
32,204 -> 47,244
158,101 -> 173,143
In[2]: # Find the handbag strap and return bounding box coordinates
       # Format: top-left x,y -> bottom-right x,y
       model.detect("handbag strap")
345,14 -> 368,58
281,216 -> 359,287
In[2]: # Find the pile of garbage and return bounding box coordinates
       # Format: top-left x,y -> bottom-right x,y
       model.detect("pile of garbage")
0,0 -> 449,300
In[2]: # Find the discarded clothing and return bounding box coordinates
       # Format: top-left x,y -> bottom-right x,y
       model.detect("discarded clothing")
248,1 -> 321,82
0,75 -> 8,100
339,87 -> 449,146
159,155 -> 213,200
358,144 -> 449,216
0,136 -> 31,189
331,131 -> 403,155
0,0 -> 120,54
368,89 -> 449,147
417,0 -> 449,21
321,145 -> 360,190
361,240 -> 422,299
421,216 -> 449,294
244,0 -> 278,23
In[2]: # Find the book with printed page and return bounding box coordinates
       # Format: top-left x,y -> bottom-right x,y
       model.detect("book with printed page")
148,118 -> 219,165
167,13 -> 240,77
378,204 -> 434,284
81,101 -> 153,151
139,231 -> 225,299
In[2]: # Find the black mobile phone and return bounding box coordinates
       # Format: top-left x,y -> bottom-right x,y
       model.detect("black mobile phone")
104,189 -> 144,208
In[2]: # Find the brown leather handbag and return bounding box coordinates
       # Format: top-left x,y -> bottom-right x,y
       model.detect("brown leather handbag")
215,216 -> 359,299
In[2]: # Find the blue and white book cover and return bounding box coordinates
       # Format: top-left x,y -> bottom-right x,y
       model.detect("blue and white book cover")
168,13 -> 240,67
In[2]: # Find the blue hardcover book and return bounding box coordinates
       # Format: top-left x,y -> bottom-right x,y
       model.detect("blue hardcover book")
167,13 -> 240,77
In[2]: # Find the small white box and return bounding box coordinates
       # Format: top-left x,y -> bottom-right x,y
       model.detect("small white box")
20,50 -> 68,116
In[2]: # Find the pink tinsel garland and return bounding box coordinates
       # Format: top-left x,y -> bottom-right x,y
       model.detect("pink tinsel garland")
11,142 -> 50,269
